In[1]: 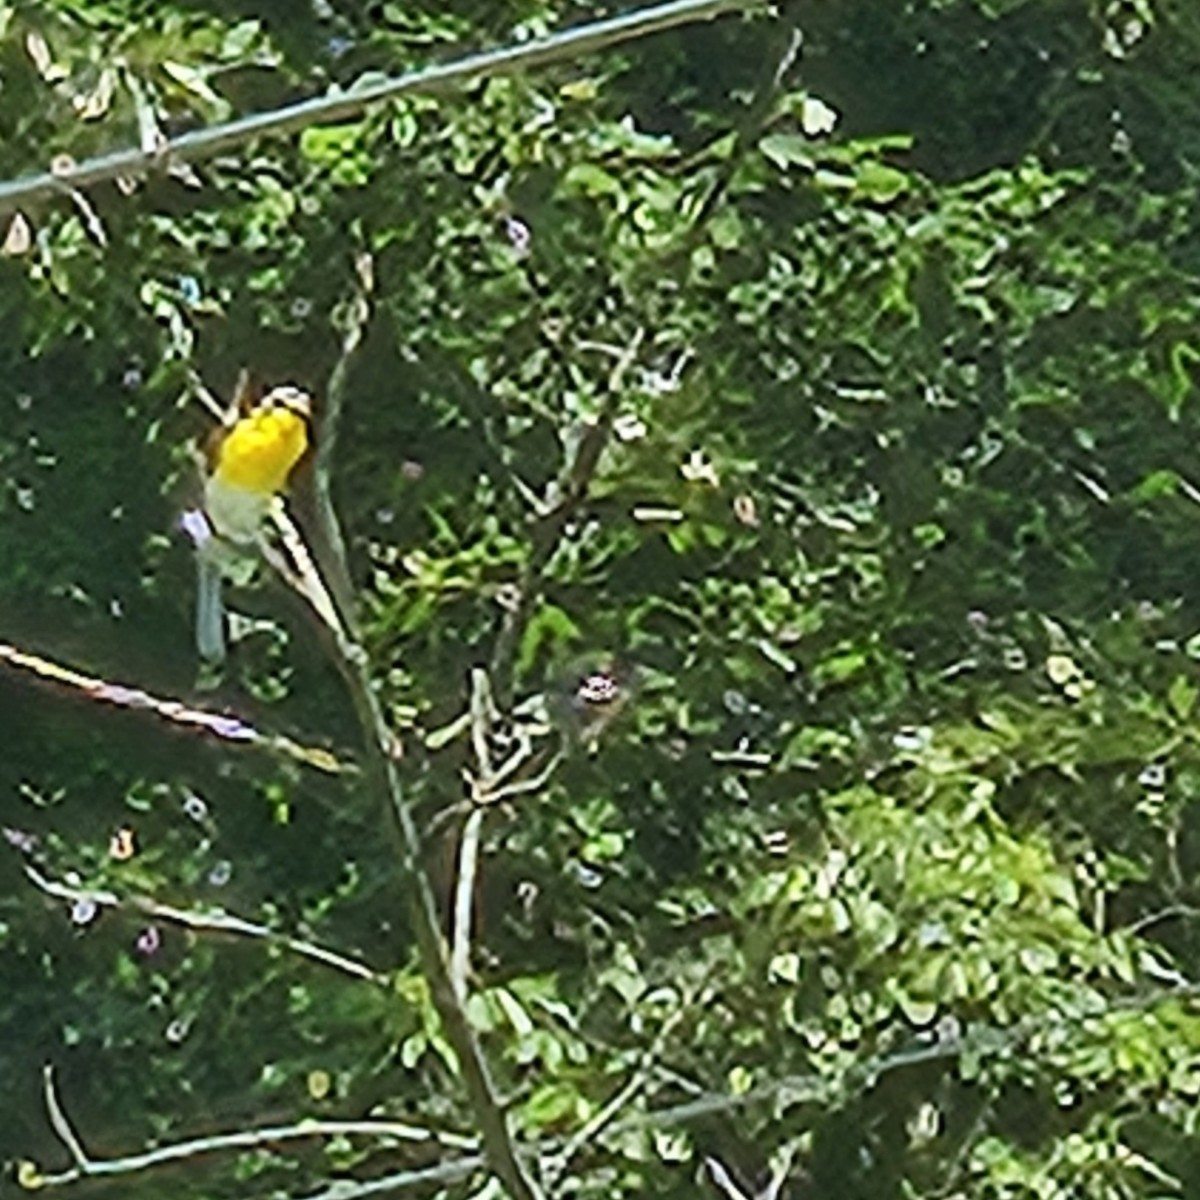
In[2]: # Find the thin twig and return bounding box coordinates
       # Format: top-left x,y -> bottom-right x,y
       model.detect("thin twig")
24,864 -> 386,986
486,750 -> 564,805
452,670 -> 496,998
704,1149 -> 793,1200
183,368 -> 229,423
0,0 -> 762,215
451,668 -> 567,996
286,1155 -> 487,1200
1125,904 -> 1200,936
544,1010 -> 685,1189
469,666 -> 499,781
704,1157 -> 754,1200
37,1102 -> 475,1188
451,807 -> 486,1000
262,510 -> 351,653
610,980 -> 1200,1142
310,265 -> 374,639
682,19 -> 802,238
43,1067 -> 87,1169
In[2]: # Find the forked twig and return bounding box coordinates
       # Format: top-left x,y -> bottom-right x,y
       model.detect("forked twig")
449,670 -> 498,999
450,668 -> 564,997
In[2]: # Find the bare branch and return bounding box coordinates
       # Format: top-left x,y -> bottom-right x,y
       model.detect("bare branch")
24,864 -> 386,986
451,807 -> 486,1000
332,662 -> 545,1198
289,1155 -> 486,1200
451,672 -> 494,997
27,978 -> 1200,1194
704,1157 -> 754,1200
309,261 -> 375,639
451,668 -> 565,997
36,1100 -> 476,1189
262,510 -> 351,653
1124,904 -> 1200,936
0,640 -> 350,775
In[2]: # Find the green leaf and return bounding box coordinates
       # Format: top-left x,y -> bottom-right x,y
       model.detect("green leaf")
1168,674 -> 1197,720
854,160 -> 910,202
559,162 -> 624,199
299,122 -> 366,164
759,133 -> 814,172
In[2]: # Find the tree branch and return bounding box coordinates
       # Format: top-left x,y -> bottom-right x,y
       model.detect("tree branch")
36,1063 -> 475,1189
23,864 -> 386,986
683,17 -> 803,237
451,807 -> 486,1000
42,1067 -> 87,1171
0,640 -> 349,775
26,979 -> 1200,1194
0,0 -> 763,216
311,299 -> 545,1200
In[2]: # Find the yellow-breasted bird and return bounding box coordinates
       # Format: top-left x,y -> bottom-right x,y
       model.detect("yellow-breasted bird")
190,384 -> 313,663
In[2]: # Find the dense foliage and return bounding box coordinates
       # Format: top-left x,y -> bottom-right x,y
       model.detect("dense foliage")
5,1 -> 1200,1197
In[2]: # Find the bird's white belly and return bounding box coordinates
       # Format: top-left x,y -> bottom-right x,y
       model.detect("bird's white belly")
204,476 -> 272,544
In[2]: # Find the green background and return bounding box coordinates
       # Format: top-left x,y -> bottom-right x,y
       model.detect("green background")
5,1 -> 1200,1196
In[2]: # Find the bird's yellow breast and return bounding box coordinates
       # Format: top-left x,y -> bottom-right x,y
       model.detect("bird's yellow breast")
213,407 -> 309,495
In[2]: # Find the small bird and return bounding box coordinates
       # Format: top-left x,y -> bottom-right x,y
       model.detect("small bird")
191,383 -> 313,663
548,657 -> 637,751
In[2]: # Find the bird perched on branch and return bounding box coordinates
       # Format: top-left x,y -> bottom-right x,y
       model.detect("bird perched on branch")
187,381 -> 313,664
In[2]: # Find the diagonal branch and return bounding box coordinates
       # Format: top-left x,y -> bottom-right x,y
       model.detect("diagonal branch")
308,257 -> 375,640
682,17 -> 803,238
0,0 -> 764,216
451,806 -> 486,1000
543,1009 -> 685,1189
0,640 -> 350,774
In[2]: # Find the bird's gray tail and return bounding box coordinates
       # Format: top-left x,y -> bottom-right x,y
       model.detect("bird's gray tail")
195,554 -> 226,663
